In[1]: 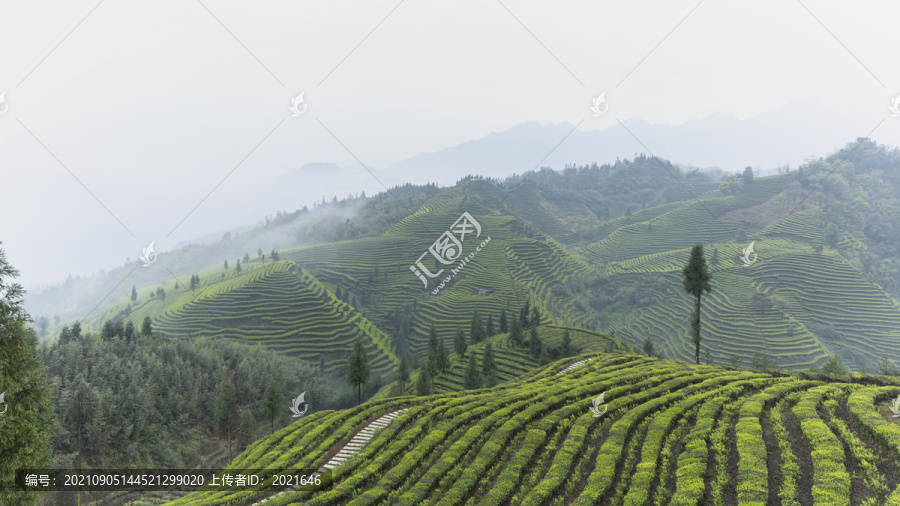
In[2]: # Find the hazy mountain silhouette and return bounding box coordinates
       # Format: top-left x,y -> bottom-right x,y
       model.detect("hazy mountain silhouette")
381,97 -> 874,184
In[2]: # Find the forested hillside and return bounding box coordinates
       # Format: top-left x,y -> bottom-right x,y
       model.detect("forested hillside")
60,141 -> 900,380
39,326 -> 333,477
167,349 -> 900,506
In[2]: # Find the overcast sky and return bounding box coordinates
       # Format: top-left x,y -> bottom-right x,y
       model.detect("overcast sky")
3,0 -> 900,290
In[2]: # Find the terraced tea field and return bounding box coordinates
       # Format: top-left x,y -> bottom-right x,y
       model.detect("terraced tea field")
364,326 -> 636,399
426,326 -> 635,394
75,174 -> 900,375
86,261 -> 397,375
165,353 -> 900,506
587,212 -> 900,370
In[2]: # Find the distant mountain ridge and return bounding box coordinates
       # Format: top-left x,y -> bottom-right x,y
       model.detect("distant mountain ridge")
381,97 -> 874,184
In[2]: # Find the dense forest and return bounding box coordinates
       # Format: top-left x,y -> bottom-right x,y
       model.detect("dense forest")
39,323 -> 333,469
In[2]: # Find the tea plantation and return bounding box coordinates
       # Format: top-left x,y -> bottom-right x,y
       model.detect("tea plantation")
82,261 -> 398,375
165,349 -> 900,505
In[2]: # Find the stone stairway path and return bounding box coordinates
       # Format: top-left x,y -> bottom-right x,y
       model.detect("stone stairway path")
556,357 -> 593,375
253,407 -> 409,504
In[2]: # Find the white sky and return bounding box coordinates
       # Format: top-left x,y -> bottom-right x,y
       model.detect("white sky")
2,0 -> 900,289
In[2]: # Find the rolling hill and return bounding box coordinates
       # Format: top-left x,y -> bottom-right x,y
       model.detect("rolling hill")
164,348 -> 900,506
72,140 -> 900,376
82,261 -> 398,376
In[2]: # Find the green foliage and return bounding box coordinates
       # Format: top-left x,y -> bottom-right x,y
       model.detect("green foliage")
820,355 -> 848,376
215,381 -> 238,461
262,380 -> 281,435
453,327 -> 467,358
509,318 -> 523,347
463,353 -> 481,390
682,244 -> 711,364
347,338 -> 371,405
470,311 -> 485,344
878,356 -> 899,376
642,336 -> 655,357
560,330 -> 573,357
0,244 -> 55,505
528,325 -> 542,357
41,334 -> 333,470
415,366 -> 432,396
742,166 -> 754,184
168,343 -> 900,506
481,342 -> 498,387
397,355 -> 410,395
751,351 -> 779,371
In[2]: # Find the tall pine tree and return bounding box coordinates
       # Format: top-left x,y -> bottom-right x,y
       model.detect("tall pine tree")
509,317 -> 523,347
416,366 -> 432,395
470,311 -> 484,344
215,381 -> 238,461
262,380 -> 281,434
454,327 -> 467,358
346,338 -> 370,405
464,353 -> 481,390
682,244 -> 712,364
481,342 -> 498,387
528,325 -> 542,357
397,356 -> 410,395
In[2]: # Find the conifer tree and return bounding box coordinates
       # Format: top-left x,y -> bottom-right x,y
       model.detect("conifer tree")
529,325 -> 542,357
454,327 -> 467,358
346,338 -> 370,405
131,285 -> 137,301
397,355 -> 410,395
499,308 -> 508,334
481,342 -> 498,387
530,305 -> 541,327
141,316 -> 153,336
464,353 -> 482,390
416,366 -> 432,396
58,325 -> 72,345
101,320 -> 115,341
509,318 -> 523,347
437,338 -> 449,373
125,321 -> 135,343
215,381 -> 238,461
519,299 -> 531,328
682,244 -> 712,364
237,408 -> 255,451
397,315 -> 410,359
470,311 -> 484,344
485,315 -> 495,338
65,376 -> 97,475
262,380 -> 281,434
561,330 -> 573,357
427,325 -> 439,367
0,243 -> 55,505
426,356 -> 437,389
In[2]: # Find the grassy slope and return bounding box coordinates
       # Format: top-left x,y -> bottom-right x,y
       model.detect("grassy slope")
164,351 -> 900,506
372,325 -> 638,399
581,197 -> 900,370
82,261 -> 397,375
78,173 -> 900,373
